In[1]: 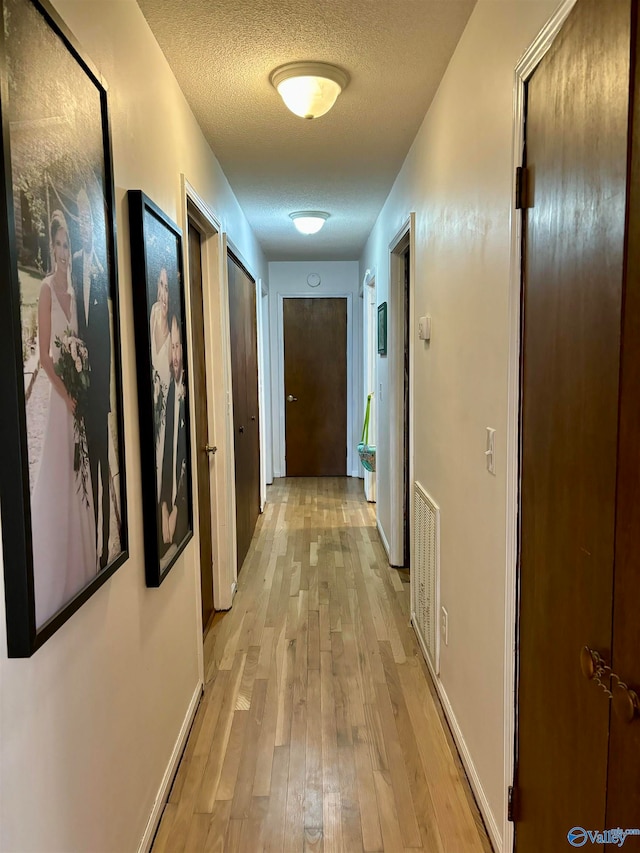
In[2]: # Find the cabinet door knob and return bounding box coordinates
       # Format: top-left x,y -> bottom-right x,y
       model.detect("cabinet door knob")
287,394 -> 298,402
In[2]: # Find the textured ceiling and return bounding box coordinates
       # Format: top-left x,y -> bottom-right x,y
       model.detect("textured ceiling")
137,0 -> 476,261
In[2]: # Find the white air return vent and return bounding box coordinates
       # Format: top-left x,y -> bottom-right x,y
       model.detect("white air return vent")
411,481 -> 440,675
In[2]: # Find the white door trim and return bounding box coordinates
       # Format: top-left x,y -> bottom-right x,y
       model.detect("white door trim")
180,177 -> 237,623
276,292 -> 355,477
363,268 -> 377,502
504,2 -> 578,850
388,214 -> 415,568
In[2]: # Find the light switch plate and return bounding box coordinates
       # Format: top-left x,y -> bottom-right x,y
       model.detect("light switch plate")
486,427 -> 496,475
418,315 -> 431,341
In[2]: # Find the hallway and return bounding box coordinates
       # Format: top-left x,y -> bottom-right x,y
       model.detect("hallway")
152,478 -> 492,852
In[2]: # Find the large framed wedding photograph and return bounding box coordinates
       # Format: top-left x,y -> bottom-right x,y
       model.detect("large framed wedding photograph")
0,0 -> 128,656
128,191 -> 193,586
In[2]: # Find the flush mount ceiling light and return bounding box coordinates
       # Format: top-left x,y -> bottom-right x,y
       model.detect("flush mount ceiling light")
289,211 -> 329,234
270,62 -> 349,119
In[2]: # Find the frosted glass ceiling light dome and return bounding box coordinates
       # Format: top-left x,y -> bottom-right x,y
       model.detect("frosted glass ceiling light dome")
290,211 -> 329,235
270,62 -> 349,119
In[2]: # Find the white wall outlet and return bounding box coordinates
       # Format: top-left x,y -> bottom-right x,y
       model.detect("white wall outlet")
441,606 -> 449,646
418,315 -> 431,341
485,427 -> 496,475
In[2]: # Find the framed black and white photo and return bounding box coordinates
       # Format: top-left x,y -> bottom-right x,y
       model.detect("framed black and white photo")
128,190 -> 193,586
0,0 -> 128,656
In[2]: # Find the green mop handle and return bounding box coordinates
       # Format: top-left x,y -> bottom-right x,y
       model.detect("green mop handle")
361,393 -> 372,444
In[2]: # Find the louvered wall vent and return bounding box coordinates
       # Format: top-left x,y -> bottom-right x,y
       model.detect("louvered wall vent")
411,482 -> 440,675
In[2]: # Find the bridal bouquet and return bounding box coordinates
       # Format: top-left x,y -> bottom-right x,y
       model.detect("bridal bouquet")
152,369 -> 167,440
54,329 -> 91,504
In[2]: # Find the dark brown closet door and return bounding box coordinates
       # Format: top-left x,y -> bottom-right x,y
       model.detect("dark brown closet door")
515,1 -> 632,850
227,253 -> 260,572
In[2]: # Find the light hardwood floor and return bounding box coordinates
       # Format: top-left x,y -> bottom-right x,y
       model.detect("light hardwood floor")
152,478 -> 493,853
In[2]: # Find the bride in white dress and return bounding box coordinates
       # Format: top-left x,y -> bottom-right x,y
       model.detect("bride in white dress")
31,210 -> 97,628
150,267 -> 171,501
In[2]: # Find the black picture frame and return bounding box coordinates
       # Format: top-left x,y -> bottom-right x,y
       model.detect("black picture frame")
0,0 -> 128,656
378,301 -> 388,355
128,190 -> 193,586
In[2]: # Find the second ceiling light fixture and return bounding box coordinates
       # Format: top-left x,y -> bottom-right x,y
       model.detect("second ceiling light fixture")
289,211 -> 329,234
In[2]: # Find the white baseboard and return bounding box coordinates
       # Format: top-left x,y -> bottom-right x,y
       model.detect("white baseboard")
138,682 -> 203,853
424,669 -> 502,853
411,613 -> 439,677
376,518 -> 390,558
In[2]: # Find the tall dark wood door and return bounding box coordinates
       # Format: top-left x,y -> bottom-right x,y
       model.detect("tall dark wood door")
284,298 -> 347,476
188,220 -> 215,630
403,248 -> 410,567
227,253 -> 260,573
608,3 -> 640,822
516,1 -> 639,849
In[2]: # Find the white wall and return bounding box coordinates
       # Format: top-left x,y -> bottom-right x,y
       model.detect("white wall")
359,0 -> 559,846
268,261 -> 362,479
0,1 -> 267,851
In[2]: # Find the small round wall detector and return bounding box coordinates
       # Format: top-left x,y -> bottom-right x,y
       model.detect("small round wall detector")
307,273 -> 321,288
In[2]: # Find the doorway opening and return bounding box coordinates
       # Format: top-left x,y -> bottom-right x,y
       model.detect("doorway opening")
186,213 -> 215,632
362,269 -> 376,503
402,247 -> 410,566
182,180 -> 237,624
389,215 -> 414,568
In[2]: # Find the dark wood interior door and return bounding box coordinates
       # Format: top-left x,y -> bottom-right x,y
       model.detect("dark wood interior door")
227,253 -> 260,572
607,5 -> 640,831
283,298 -> 347,476
515,1 -> 631,849
403,248 -> 410,567
188,220 -> 214,630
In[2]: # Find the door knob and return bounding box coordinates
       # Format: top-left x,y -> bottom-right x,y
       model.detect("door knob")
239,426 -> 244,433
580,646 -> 612,694
580,646 -> 604,680
287,394 -> 298,402
580,646 -> 639,720
612,681 -> 640,724
205,444 -> 217,455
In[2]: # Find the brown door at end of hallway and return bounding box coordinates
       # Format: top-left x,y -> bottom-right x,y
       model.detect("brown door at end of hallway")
188,219 -> 214,630
284,297 -> 347,477
515,1 -> 639,850
227,253 -> 260,573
